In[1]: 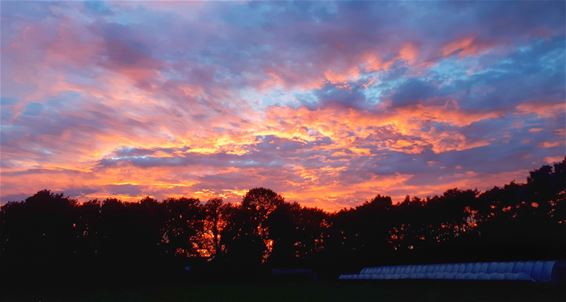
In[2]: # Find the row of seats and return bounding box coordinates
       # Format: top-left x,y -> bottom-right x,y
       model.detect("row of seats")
339,272 -> 533,281
340,261 -> 557,282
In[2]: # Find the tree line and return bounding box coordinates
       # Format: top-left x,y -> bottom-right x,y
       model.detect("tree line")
1,158 -> 564,283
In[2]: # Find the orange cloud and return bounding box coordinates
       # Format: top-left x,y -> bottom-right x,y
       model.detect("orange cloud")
516,101 -> 566,117
2,1 -> 564,213
441,36 -> 490,58
1,99 -> 502,210
398,42 -> 419,64
324,66 -> 361,84
540,141 -> 561,148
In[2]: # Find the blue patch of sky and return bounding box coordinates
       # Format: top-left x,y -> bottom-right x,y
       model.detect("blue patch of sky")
220,3 -> 270,29
239,87 -> 318,110
294,91 -> 319,108
107,5 -> 154,26
539,46 -> 566,73
360,70 -> 411,105
358,73 -> 383,105
428,57 -> 479,86
22,103 -> 44,116
84,0 -> 113,15
45,91 -> 83,109
1,107 -> 12,123
65,70 -> 99,87
0,97 -> 17,106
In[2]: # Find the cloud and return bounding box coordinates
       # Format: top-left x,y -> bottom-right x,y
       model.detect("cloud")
1,1 -> 564,210
389,79 -> 439,108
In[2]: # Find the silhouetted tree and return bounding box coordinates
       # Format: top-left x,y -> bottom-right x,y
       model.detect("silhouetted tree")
161,197 -> 204,258
221,203 -> 266,269
1,158 -> 564,283
203,197 -> 227,258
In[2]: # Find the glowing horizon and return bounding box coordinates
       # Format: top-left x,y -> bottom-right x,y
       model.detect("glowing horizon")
1,1 -> 565,211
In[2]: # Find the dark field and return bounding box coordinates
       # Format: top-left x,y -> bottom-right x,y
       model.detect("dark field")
3,281 -> 565,302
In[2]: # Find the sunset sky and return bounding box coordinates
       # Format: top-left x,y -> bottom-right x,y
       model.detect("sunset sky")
1,1 -> 565,210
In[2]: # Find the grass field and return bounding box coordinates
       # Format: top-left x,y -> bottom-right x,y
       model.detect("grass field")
3,280 -> 565,302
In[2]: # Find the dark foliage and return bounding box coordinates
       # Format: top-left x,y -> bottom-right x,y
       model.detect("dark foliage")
1,159 -> 564,284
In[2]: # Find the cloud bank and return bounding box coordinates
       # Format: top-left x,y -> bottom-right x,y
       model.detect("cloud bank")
1,1 -> 564,210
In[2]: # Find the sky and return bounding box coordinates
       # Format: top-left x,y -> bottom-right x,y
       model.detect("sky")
1,1 -> 565,211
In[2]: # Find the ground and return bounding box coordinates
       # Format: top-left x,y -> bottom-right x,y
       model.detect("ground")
2,280 -> 565,302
